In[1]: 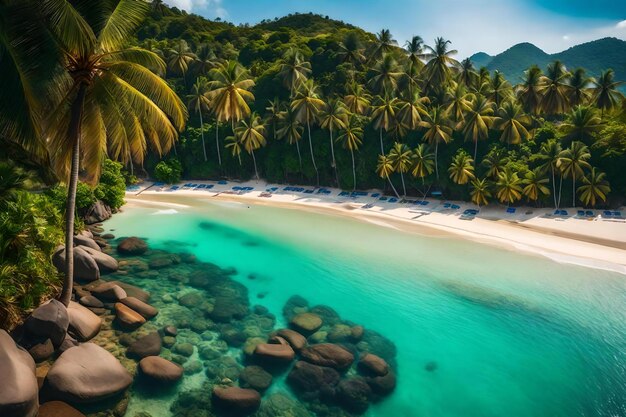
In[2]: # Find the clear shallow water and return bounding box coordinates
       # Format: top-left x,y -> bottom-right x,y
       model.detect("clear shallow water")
107,198 -> 626,417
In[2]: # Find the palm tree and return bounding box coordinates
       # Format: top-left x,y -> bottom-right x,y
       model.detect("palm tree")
277,106 -> 304,171
344,81 -> 371,116
397,90 -> 428,131
233,113 -> 266,180
194,44 -> 218,77
368,54 -> 402,95
291,79 -> 325,185
445,83 -> 472,124
404,35 -> 425,72
540,61 -> 571,115
422,37 -> 460,93
470,178 -> 491,206
187,77 -> 211,161
516,65 -> 543,115
419,106 -> 453,179
369,28 -> 398,63
207,60 -> 255,165
411,144 -> 435,186
319,98 -> 348,186
279,48 -> 311,97
535,139 -> 562,208
458,58 -> 477,88
337,31 -> 365,68
578,168 -> 610,207
461,95 -> 494,162
523,168 -> 550,203
448,151 -> 475,185
388,142 -> 413,196
486,71 -> 512,107
43,0 -> 187,305
568,68 -> 592,107
495,168 -> 523,204
167,39 -> 196,85
558,141 -> 591,207
265,98 -> 282,141
376,154 -> 400,198
482,148 -> 509,179
492,101 -> 532,145
370,96 -> 399,154
559,105 -> 602,144
591,69 -> 625,115
336,117 -> 363,190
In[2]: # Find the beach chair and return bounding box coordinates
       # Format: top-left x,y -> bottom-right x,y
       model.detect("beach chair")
379,196 -> 387,201
388,198 -> 398,203
206,184 -> 214,189
218,180 -> 227,185
577,210 -> 585,217
420,201 -> 429,206
451,204 -> 460,210
194,184 -> 207,190
559,210 -> 569,216
371,193 -> 380,198
232,186 -> 242,191
443,203 -> 451,209
304,189 -> 314,194
339,191 -> 349,196
603,210 -> 612,217
585,210 -> 594,217
506,207 -> 516,214
153,182 -> 164,187
613,211 -> 622,218
166,185 -> 179,192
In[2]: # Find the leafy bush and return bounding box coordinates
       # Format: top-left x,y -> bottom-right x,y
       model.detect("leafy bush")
154,159 -> 183,183
94,159 -> 126,210
46,182 -> 96,212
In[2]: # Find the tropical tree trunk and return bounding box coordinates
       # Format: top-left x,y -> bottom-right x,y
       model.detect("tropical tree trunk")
129,158 -> 134,176
172,142 -> 178,156
379,127 -> 384,154
557,175 -> 563,208
215,122 -> 222,165
435,142 -> 439,180
251,150 -> 259,180
61,83 -> 87,307
351,149 -> 356,191
295,140 -> 303,172
329,126 -> 339,187
387,175 -> 400,198
550,166 -> 557,208
199,111 -> 207,161
307,121 -> 319,185
473,139 -> 478,163
572,172 -> 576,208
400,171 -> 406,196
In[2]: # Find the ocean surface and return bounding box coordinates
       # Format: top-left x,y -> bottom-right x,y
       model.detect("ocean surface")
105,198 -> 626,417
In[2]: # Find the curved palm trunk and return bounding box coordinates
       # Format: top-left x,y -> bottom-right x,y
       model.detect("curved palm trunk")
307,121 -> 319,186
572,172 -> 576,208
199,111 -> 207,161
60,83 -> 87,307
329,126 -> 339,187
400,172 -> 406,197
295,140 -> 303,171
215,122 -> 222,165
351,149 -> 356,191
473,139 -> 478,164
386,175 -> 400,198
435,142 -> 440,180
557,175 -> 563,208
379,127 -> 384,154
550,165 -> 557,208
251,149 -> 259,180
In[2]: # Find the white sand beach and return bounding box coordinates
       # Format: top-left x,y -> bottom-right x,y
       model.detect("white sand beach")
124,180 -> 626,274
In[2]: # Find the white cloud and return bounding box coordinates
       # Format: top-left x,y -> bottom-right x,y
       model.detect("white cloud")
617,20 -> 626,29
165,0 -> 227,18
562,35 -> 570,41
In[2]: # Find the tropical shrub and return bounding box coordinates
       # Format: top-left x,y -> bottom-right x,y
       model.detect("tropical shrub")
94,159 -> 126,210
154,159 -> 183,184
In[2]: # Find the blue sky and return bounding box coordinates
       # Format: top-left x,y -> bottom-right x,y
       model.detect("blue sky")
164,0 -> 626,58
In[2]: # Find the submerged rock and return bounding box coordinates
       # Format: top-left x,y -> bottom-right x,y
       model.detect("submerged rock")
289,312 -> 323,335
357,353 -> 389,377
79,246 -> 118,274
212,386 -> 261,415
287,361 -> 340,401
239,365 -> 273,392
0,330 -> 39,417
127,332 -> 161,359
120,297 -> 158,319
272,328 -> 307,351
337,377 -> 372,414
300,343 -> 354,371
365,371 -> 397,395
117,237 -> 148,256
38,401 -> 85,417
79,295 -> 103,308
114,303 -> 146,329
91,282 -> 127,302
139,356 -> 183,384
253,343 -> 295,364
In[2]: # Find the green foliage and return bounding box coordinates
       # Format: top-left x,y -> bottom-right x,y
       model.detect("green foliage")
154,159 -> 183,183
46,182 -> 96,212
94,159 -> 126,210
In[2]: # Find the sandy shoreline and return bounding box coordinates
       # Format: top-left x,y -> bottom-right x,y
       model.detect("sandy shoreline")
124,180 -> 626,275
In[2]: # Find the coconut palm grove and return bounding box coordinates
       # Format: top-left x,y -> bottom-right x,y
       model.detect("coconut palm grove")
1,1 -> 626,417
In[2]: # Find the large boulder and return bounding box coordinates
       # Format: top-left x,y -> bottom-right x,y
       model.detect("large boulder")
336,377 -> 372,414
114,281 -> 150,302
287,361 -> 340,401
300,343 -> 354,371
239,366 -> 273,392
84,200 -> 111,225
119,297 -> 158,319
357,353 -> 389,377
28,338 -> 55,362
127,332 -> 161,359
212,386 -> 261,415
289,313 -> 322,335
24,299 -> 69,347
74,235 -> 101,252
52,246 -> 100,282
114,303 -> 146,329
272,329 -> 307,351
139,356 -> 183,384
38,401 -> 85,417
0,330 -> 39,417
44,343 -> 132,403
78,295 -> 103,309
67,301 -> 101,342
79,246 -> 118,274
253,343 -> 295,364
365,371 -> 396,395
91,282 -> 127,302
117,237 -> 148,256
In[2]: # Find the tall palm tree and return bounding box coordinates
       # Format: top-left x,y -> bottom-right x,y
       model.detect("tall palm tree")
207,60 -> 255,165
397,90 -> 428,131
376,154 -> 400,198
265,98 -> 282,141
461,95 -> 494,162
388,142 -> 412,196
578,168 -> 610,207
277,106 -> 304,171
567,68 -> 592,107
492,101 -> 532,145
279,48 -> 311,98
291,79 -> 325,185
495,168 -> 523,205
523,168 -> 550,203
486,71 -> 512,107
368,54 -> 402,95
411,144 -> 435,186
187,77 -> 211,161
422,37 -> 460,93
370,96 -> 399,154
419,106 -> 453,179
559,105 -> 602,144
535,139 -> 562,208
481,148 -> 509,179
43,0 -> 187,305
167,39 -> 196,85
336,117 -> 363,190
225,135 -> 242,165
448,151 -> 475,185
404,35 -> 425,72
592,69 -> 625,115
470,178 -> 491,206
458,58 -> 477,88
337,31 -> 365,68
344,81 -> 371,116
540,61 -> 571,115
445,83 -> 472,124
194,44 -> 218,77
233,113 -> 266,180
319,98 -> 348,186
369,28 -> 397,63
516,65 -> 543,115
558,141 -> 591,207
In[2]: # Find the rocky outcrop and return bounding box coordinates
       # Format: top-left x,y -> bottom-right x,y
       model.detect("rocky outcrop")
44,343 -> 132,403
212,386 -> 261,415
67,302 -> 101,342
78,246 -> 118,274
117,237 -> 148,256
119,297 -> 158,319
84,200 -> 111,225
365,371 -> 396,395
300,343 -> 354,371
272,329 -> 307,351
253,343 -> 295,364
239,365 -> 273,392
289,313 -> 322,335
336,377 -> 372,414
357,353 -> 389,377
139,356 -> 183,384
74,235 -> 101,252
287,361 -> 340,401
91,282 -> 127,302
52,246 -> 100,282
27,338 -> 54,362
24,299 -> 69,347
126,332 -> 161,359
0,330 -> 39,417
78,295 -> 103,308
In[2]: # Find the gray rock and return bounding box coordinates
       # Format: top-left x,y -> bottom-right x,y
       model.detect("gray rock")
127,332 -> 161,360
74,235 -> 101,252
79,246 -> 118,274
117,237 -> 148,256
300,343 -> 354,371
52,246 -> 100,282
24,299 -> 69,347
139,356 -> 183,384
27,338 -> 54,363
212,387 -> 261,415
120,297 -> 158,319
91,282 -> 127,302
0,330 -> 38,417
79,296 -> 103,309
67,301 -> 101,342
84,200 -> 112,225
239,366 -> 273,392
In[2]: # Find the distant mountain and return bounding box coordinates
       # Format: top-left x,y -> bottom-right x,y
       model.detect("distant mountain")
470,37 -> 626,86
255,12 -> 362,37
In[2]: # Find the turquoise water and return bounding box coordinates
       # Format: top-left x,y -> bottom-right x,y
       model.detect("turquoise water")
107,197 -> 626,417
